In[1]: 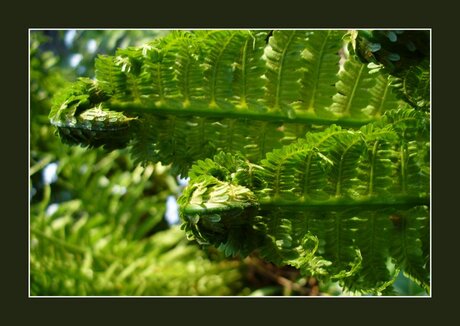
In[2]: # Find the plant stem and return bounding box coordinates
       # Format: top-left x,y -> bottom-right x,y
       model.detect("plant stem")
110,103 -> 373,128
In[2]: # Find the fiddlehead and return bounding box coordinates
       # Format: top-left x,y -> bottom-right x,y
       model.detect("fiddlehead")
49,78 -> 136,150
178,153 -> 264,256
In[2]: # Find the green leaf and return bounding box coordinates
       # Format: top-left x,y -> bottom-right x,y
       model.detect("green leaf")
329,55 -> 377,117
296,30 -> 344,116
263,30 -> 310,115
179,107 -> 430,293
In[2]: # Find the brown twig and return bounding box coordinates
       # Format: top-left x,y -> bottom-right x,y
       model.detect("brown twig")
244,256 -> 312,296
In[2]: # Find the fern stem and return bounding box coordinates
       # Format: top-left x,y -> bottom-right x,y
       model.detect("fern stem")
109,103 -> 373,127
258,196 -> 429,210
244,256 -> 311,295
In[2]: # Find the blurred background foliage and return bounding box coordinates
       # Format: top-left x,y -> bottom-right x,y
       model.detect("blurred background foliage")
29,30 -> 426,296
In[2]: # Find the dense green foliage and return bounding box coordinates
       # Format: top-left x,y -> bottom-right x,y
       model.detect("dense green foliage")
180,107 -> 429,294
49,30 -> 405,175
31,31 -> 246,296
44,29 -> 430,296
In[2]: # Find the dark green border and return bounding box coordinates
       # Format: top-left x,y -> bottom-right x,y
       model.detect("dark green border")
7,0 -> 455,324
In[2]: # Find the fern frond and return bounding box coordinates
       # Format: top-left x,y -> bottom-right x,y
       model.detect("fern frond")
50,30 -> 408,174
31,224 -> 243,295
258,125 -> 366,201
130,114 -> 291,176
388,206 -> 430,292
179,107 -> 430,293
356,124 -> 399,197
391,59 -> 430,111
254,209 -> 322,271
318,210 -> 362,280
30,147 -> 244,296
341,210 -> 396,294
